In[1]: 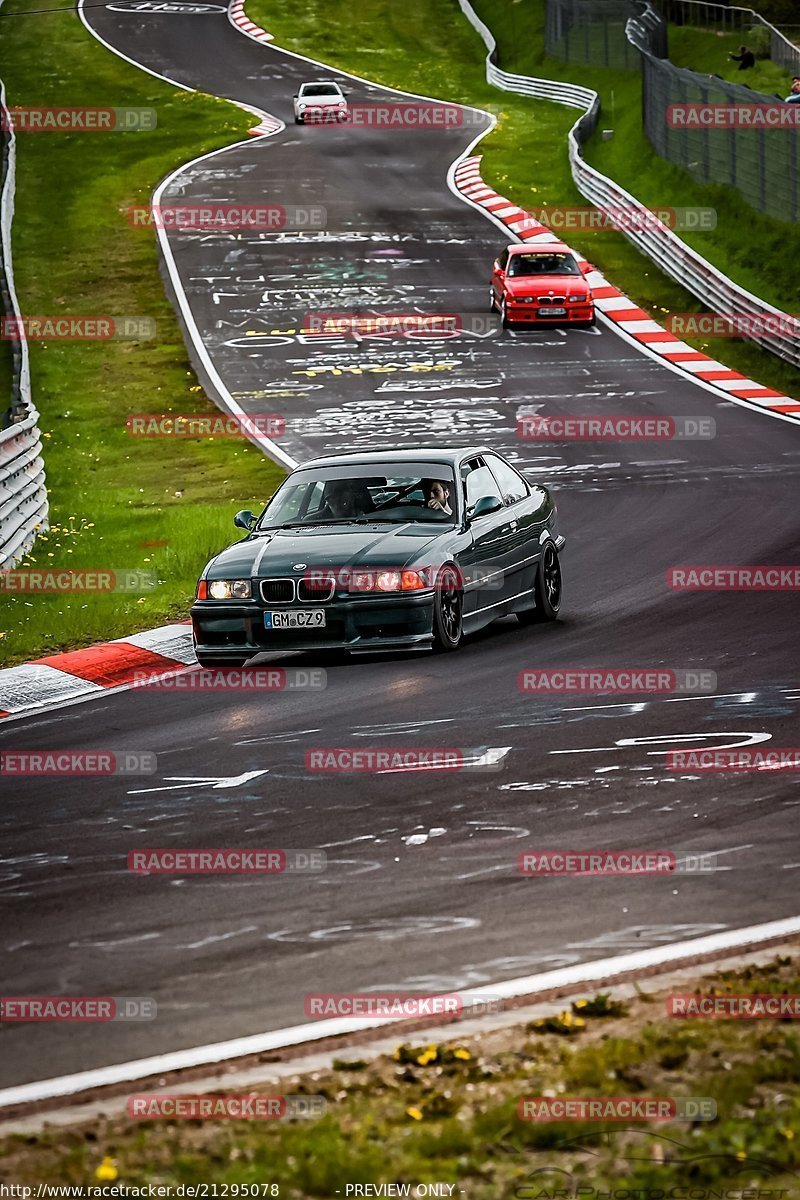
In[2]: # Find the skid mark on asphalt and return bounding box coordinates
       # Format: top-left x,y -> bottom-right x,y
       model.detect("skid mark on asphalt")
359,923 -> 729,992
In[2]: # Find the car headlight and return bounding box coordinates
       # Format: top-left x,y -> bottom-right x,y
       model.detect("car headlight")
346,568 -> 432,593
522,296 -> 535,303
568,294 -> 588,302
297,102 -> 306,111
208,579 -> 251,600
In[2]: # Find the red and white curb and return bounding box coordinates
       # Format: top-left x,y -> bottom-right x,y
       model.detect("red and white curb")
228,0 -> 273,44
454,156 -> 800,424
0,624 -> 195,721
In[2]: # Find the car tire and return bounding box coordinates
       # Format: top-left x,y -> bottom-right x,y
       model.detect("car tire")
194,652 -> 251,668
432,564 -> 464,652
500,297 -> 512,329
489,288 -> 496,313
294,116 -> 302,124
579,313 -> 596,329
518,541 -> 562,624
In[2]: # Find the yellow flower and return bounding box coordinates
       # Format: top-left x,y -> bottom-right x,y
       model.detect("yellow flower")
416,1045 -> 437,1066
573,1017 -> 586,1027
406,1107 -> 423,1121
574,999 -> 588,1008
736,1152 -> 747,1162
95,1157 -> 118,1182
780,1128 -> 794,1140
453,1048 -> 471,1060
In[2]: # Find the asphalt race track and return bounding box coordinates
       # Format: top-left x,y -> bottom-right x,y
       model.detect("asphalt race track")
1,2 -> 799,1090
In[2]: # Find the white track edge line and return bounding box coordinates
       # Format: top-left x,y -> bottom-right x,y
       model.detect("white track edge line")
3,914 -> 799,1110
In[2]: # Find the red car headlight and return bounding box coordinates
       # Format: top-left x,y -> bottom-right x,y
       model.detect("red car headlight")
196,580 -> 208,600
376,570 -> 402,592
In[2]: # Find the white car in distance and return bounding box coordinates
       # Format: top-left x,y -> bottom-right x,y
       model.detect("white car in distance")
293,81 -> 350,125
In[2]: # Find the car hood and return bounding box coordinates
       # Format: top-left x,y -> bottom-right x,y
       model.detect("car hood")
504,276 -> 588,296
207,523 -> 445,578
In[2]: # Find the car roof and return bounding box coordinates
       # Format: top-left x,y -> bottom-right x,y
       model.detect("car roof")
295,446 -> 495,470
300,80 -> 343,88
507,242 -> 573,255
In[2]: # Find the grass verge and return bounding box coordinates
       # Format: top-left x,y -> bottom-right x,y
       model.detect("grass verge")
0,5 -> 284,667
247,0 -> 800,401
2,952 -> 799,1192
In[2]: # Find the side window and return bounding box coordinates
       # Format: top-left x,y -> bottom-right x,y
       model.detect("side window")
497,247 -> 509,270
485,454 -> 529,505
302,481 -> 326,517
464,460 -> 503,510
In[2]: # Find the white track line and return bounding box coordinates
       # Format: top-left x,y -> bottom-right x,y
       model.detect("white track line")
2,914 -> 799,1110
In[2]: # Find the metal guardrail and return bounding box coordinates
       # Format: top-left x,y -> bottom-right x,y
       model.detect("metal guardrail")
457,0 -> 800,371
0,78 -> 49,570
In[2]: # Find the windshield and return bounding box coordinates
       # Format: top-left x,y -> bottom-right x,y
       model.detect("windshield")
256,464 -> 458,529
301,85 -> 342,98
507,252 -> 580,277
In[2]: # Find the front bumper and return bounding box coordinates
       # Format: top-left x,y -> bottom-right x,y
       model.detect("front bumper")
299,107 -> 349,123
505,302 -> 594,324
191,591 -> 436,657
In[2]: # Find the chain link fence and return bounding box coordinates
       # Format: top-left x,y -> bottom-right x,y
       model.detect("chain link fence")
627,4 -> 800,222
545,0 -> 800,222
545,0 -> 645,68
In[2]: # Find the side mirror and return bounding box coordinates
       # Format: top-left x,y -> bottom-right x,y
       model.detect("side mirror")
469,495 -> 503,521
234,509 -> 256,531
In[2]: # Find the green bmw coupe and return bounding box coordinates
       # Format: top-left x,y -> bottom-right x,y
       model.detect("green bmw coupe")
191,446 -> 565,663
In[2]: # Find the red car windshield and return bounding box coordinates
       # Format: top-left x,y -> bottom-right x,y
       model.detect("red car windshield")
507,253 -> 580,278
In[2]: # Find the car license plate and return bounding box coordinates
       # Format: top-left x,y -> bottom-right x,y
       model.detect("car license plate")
265,609 -> 326,630
541,307 -> 566,316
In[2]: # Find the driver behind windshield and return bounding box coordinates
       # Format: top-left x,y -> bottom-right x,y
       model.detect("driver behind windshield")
509,253 -> 579,277
422,478 -> 453,515
320,479 -> 374,519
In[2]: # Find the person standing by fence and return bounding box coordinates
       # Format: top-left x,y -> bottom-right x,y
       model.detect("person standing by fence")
729,44 -> 756,70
